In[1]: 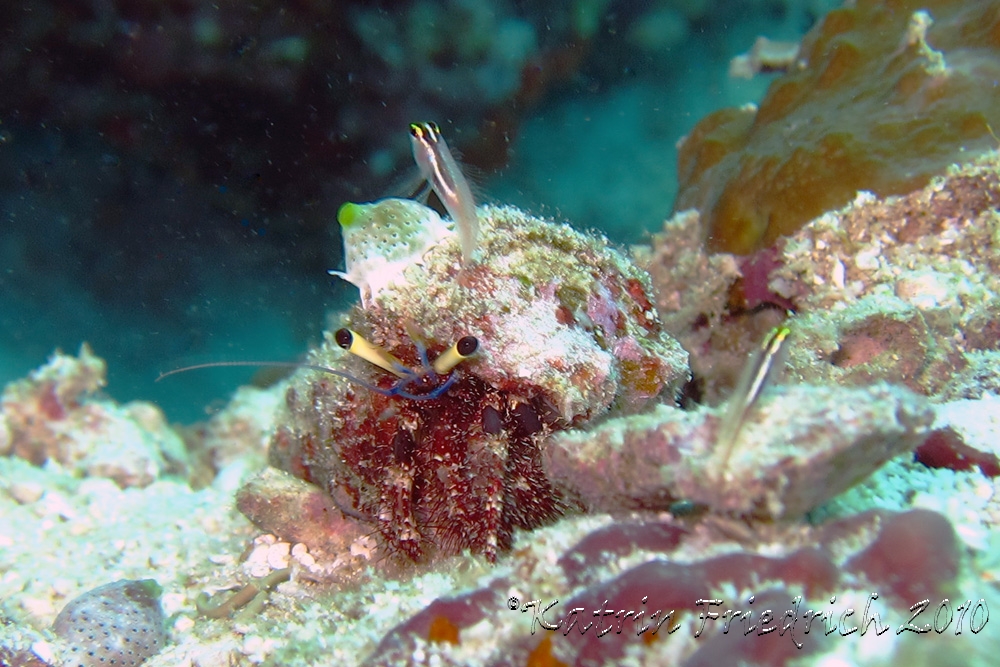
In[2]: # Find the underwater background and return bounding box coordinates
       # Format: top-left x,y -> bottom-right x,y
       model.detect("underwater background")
3,0 -> 1000,666
0,0 -> 831,423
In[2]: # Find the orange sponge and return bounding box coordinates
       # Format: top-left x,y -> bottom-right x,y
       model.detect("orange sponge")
675,0 -> 1000,254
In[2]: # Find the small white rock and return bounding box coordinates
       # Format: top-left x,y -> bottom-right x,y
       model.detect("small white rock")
291,543 -> 316,568
855,246 -> 881,271
895,271 -> 949,309
831,259 -> 846,290
174,615 -> 196,633
350,535 -> 377,560
245,544 -> 273,578
266,542 -> 291,570
31,640 -> 56,665
161,592 -> 188,616
8,481 -> 44,505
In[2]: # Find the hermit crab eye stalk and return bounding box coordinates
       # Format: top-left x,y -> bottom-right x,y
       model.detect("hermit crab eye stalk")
334,328 -> 479,400
431,335 -> 479,374
159,329 -> 477,402
334,328 -> 408,378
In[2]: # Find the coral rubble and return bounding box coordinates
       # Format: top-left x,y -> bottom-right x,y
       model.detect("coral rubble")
281,146 -> 999,665
0,345 -> 187,488
236,467 -> 369,573
543,382 -> 934,520
2,172 -> 999,664
648,151 -> 1000,405
6,1 -> 1000,658
361,507 -> 983,667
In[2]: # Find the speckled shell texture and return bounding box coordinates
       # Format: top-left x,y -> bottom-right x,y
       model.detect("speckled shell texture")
268,203 -> 689,561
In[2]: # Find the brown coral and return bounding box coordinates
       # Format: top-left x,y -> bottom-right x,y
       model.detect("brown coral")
675,0 -> 1000,254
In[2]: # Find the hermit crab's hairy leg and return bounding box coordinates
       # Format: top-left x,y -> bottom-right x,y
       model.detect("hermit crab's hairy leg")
500,399 -> 562,531
432,394 -> 560,562
444,398 -> 506,560
409,121 -> 479,265
712,324 -> 792,483
413,382 -> 507,561
377,427 -> 424,561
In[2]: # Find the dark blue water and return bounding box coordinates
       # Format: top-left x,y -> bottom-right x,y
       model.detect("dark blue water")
0,0 -> 829,422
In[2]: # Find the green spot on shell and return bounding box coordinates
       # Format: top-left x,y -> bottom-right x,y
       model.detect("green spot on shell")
332,198 -> 456,304
337,202 -> 364,228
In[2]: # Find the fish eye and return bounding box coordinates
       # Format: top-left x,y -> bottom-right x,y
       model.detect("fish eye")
410,122 -> 438,140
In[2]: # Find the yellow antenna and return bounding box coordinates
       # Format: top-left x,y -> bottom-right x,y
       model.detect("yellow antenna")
987,123 -> 1000,149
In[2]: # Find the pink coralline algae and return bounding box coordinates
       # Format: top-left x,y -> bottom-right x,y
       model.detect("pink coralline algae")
543,382 -> 934,521
365,508 -> 967,667
645,152 -> 1000,407
390,143 -> 996,667
236,467 -> 368,562
210,132 -> 1000,666
0,345 -> 187,488
265,200 -> 689,563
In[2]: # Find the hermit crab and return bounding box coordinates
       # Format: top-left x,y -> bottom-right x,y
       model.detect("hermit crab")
267,124 -> 689,563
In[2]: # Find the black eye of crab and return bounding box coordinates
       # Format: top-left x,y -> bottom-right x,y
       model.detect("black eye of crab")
335,328 -> 353,349
457,336 -> 478,356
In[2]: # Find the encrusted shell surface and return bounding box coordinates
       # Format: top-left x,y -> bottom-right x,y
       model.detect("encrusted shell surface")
332,198 -> 455,305
268,200 -> 690,561
328,201 -> 689,420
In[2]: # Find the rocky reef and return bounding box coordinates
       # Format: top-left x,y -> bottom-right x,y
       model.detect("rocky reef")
227,153 -> 1000,663
3,153 -> 1000,666
675,0 -> 1000,253
3,2 -> 1000,664
2,172 -> 1000,665
649,151 -> 1000,407
0,344 -> 188,488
